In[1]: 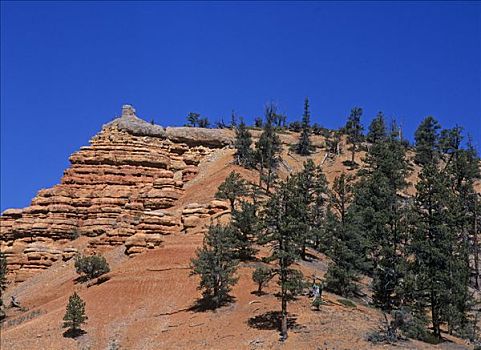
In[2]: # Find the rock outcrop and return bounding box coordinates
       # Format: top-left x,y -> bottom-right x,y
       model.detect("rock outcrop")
0,105 -> 234,281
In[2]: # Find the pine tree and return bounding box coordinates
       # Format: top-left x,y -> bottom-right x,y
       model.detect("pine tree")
350,125 -> 409,310
259,176 -> 305,340
190,225 -> 239,308
255,104 -> 282,192
63,292 -> 87,337
345,107 -> 364,165
230,110 -> 237,129
186,112 -> 200,127
367,112 -> 387,144
324,174 -> 367,296
215,171 -> 249,212
252,266 -> 273,294
408,163 -> 457,338
231,200 -> 259,260
198,117 -> 210,128
234,118 -> 254,168
414,116 -> 441,165
295,97 -> 312,156
294,159 -> 329,259
440,129 -> 480,334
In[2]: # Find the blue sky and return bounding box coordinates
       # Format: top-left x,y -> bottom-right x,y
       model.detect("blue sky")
1,1 -> 480,210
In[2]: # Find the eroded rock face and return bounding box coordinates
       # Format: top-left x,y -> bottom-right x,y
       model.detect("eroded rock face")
0,106 -> 230,281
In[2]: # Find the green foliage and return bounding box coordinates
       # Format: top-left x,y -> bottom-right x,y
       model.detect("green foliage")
367,112 -> 387,144
407,163 -> 462,338
63,292 -> 87,334
231,200 -> 259,260
344,107 -> 364,164
295,97 -> 313,156
255,104 -> 282,192
349,127 -> 409,310
324,173 -> 367,297
414,116 -> 441,165
215,171 -> 249,212
190,225 -> 239,308
337,298 -> 356,308
259,176 -> 306,339
294,160 -> 329,259
234,119 -> 255,168
252,266 -> 273,294
74,254 -> 110,281
254,116 -> 263,128
325,130 -> 342,156
198,117 -> 209,128
288,121 -> 302,132
186,112 -> 200,127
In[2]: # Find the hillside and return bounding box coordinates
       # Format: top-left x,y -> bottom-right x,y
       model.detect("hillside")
0,105 -> 478,350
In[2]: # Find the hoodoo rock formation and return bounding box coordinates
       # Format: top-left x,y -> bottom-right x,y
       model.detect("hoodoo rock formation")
0,105 -> 232,281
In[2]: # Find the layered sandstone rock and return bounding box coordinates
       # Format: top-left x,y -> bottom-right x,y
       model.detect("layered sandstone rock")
0,105 -> 233,282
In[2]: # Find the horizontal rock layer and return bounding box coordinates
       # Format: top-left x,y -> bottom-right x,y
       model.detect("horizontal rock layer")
1,108 -> 229,281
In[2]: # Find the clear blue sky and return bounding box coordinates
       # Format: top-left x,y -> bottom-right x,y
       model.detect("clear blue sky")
1,1 -> 480,211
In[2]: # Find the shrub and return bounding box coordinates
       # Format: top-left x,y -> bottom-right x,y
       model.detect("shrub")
338,298 -> 356,308
252,266 -> 273,294
74,254 -> 110,281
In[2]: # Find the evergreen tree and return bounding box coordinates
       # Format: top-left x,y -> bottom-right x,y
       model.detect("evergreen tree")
294,159 -> 329,259
367,112 -> 387,144
259,176 -> 305,340
351,125 -> 409,310
345,107 -> 364,165
231,200 -> 259,260
324,174 -> 367,296
295,97 -> 313,156
255,104 -> 282,192
230,110 -> 237,128
186,112 -> 200,127
440,129 -> 480,334
309,162 -> 330,251
234,118 -> 254,168
408,163 -> 458,338
215,171 -> 249,212
63,292 -> 87,336
254,116 -> 263,128
198,117 -> 210,128
252,266 -> 273,294
190,225 -> 239,308
414,116 -> 441,165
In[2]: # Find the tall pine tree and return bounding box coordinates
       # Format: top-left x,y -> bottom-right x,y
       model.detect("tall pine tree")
234,118 -> 255,167
259,176 -> 305,340
350,122 -> 409,310
345,107 -> 364,165
295,97 -> 313,156
255,104 -> 282,192
414,116 -> 441,166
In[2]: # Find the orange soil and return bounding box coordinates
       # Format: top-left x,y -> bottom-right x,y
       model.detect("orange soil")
1,134 -> 477,350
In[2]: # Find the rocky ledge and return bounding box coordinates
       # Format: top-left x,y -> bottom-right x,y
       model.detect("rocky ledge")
0,105 -> 232,281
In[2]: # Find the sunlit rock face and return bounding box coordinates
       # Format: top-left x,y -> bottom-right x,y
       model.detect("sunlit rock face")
0,105 -> 233,281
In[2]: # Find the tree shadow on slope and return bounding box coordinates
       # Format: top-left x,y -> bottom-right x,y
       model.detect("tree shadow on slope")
188,295 -> 236,312
63,328 -> 87,338
247,311 -> 302,331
